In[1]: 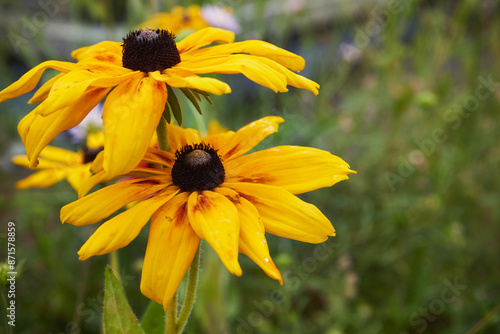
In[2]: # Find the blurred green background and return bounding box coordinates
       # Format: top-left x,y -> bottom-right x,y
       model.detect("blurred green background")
1,0 -> 500,333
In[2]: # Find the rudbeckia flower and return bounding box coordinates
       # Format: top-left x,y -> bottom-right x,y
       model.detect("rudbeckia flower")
60,116 -> 355,309
0,27 -> 319,180
12,131 -> 104,192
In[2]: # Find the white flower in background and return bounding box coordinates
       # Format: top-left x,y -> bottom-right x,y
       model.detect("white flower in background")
67,103 -> 103,144
201,5 -> 241,34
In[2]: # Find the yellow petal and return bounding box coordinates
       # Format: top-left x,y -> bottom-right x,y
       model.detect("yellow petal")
61,175 -> 170,226
71,41 -> 123,63
151,70 -> 231,95
0,60 -> 78,102
28,73 -> 65,104
18,87 -> 110,168
102,73 -> 167,178
224,182 -> 335,244
187,190 -> 242,276
176,27 -> 235,54
12,155 -> 63,169
165,122 -> 201,154
201,131 -> 235,152
217,116 -> 284,161
77,188 -> 179,260
225,145 -> 356,194
65,164 -> 93,192
39,146 -> 82,164
178,55 -> 288,93
215,187 -> 282,283
140,192 -> 200,310
15,168 -> 69,189
183,40 -> 305,72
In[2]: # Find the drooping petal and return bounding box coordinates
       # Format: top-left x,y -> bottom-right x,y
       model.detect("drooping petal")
165,122 -> 201,154
77,188 -> 179,260
65,164 -> 93,192
15,168 -> 70,189
102,73 -> 167,178
71,41 -> 123,63
176,27 -> 235,54
0,60 -> 78,102
181,40 -> 305,72
177,55 -> 289,93
225,145 -> 356,194
215,187 -> 282,283
217,116 -> 284,161
28,73 -> 65,104
61,176 -> 170,226
225,182 -> 335,244
151,70 -> 231,96
18,87 -> 110,168
187,190 -> 242,276
141,192 -> 200,310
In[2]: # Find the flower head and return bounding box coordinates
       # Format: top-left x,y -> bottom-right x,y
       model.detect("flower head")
60,116 -> 355,309
0,27 -> 319,180
12,131 -> 104,192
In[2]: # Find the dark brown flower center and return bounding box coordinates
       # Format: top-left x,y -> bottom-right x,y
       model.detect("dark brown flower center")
171,144 -> 225,192
83,147 -> 103,164
122,29 -> 181,72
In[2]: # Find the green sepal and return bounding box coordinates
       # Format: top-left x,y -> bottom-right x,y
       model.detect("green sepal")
140,301 -> 166,334
167,86 -> 182,125
103,266 -> 144,334
191,89 -> 214,105
163,102 -> 171,124
180,88 -> 203,115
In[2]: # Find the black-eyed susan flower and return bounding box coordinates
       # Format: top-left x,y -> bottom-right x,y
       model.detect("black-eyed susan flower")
60,116 -> 355,309
0,27 -> 319,180
12,131 -> 104,192
139,5 -> 241,34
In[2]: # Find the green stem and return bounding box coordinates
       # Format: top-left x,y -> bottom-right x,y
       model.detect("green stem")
165,292 -> 178,333
109,251 -> 121,283
176,245 -> 201,334
1,288 -> 12,334
157,116 -> 170,152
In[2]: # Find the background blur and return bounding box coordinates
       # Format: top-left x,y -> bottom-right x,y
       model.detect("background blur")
1,0 -> 500,333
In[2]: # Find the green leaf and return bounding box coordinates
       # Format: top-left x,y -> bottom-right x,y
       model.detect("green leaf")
180,88 -> 203,115
103,266 -> 144,334
167,86 -> 182,125
140,301 -> 166,334
191,89 -> 214,105
163,102 -> 171,123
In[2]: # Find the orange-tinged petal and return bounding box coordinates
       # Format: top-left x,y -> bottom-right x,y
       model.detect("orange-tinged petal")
102,73 -> 167,178
28,73 -> 65,104
215,187 -> 283,283
178,55 -> 288,93
71,41 -> 122,63
225,182 -> 335,244
141,192 -> 200,310
0,60 -> 78,102
151,70 -> 231,95
61,175 -> 170,226
18,87 -> 110,168
187,190 -> 242,276
201,131 -> 234,152
225,145 -> 356,194
176,27 -> 235,54
15,168 -> 69,189
217,116 -> 284,161
165,122 -> 201,154
182,40 -> 305,72
65,164 -> 93,192
77,188 -> 179,260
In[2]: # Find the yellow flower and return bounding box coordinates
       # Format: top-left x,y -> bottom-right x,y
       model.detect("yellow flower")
0,27 -> 320,180
60,116 -> 355,309
12,132 -> 104,191
138,5 -> 208,34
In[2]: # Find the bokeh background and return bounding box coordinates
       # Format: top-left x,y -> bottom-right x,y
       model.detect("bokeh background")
1,0 -> 500,333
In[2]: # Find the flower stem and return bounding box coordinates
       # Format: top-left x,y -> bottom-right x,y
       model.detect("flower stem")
157,116 -> 170,152
165,291 -> 178,333
109,251 -> 121,283
176,245 -> 201,334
